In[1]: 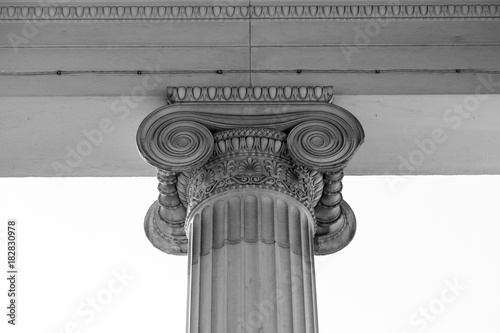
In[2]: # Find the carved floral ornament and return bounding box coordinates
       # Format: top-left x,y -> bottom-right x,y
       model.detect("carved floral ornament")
175,128 -> 324,218
137,87 -> 365,255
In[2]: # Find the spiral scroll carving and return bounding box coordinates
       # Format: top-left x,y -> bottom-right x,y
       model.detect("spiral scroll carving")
138,105 -> 364,256
287,120 -> 359,171
137,120 -> 214,172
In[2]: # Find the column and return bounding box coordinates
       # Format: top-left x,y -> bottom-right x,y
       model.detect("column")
181,126 -> 323,333
136,87 -> 365,333
187,191 -> 317,333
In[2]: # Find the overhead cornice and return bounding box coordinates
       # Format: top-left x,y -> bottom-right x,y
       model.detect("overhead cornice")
0,4 -> 499,21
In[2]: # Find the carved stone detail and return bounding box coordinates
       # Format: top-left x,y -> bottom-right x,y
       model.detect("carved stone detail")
177,128 -> 323,220
137,88 -> 366,333
137,120 -> 214,172
137,96 -> 365,256
288,120 -> 360,171
166,86 -> 334,104
0,5 -> 250,21
250,4 -> 500,20
186,191 -> 317,333
1,4 -> 498,21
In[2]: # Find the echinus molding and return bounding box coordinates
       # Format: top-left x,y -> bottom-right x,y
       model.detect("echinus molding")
1,4 -> 499,21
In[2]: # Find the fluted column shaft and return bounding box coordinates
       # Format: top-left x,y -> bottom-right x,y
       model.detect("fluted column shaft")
186,189 -> 317,333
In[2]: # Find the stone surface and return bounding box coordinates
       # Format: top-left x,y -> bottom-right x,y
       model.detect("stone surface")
187,190 -> 317,333
1,2 -> 499,96
137,95 -> 364,257
3,94 -> 500,177
136,98 -> 364,332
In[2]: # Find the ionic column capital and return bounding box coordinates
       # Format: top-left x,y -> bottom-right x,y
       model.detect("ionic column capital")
137,87 -> 365,256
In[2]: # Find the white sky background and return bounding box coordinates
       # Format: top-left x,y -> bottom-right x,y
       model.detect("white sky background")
1,176 -> 499,333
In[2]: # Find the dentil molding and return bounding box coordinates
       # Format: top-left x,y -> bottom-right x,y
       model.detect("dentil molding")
1,4 -> 499,21
137,86 -> 364,256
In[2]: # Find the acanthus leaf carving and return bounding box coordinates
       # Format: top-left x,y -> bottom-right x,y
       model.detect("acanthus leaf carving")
238,157 -> 262,176
265,159 -> 284,178
216,160 -> 235,178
